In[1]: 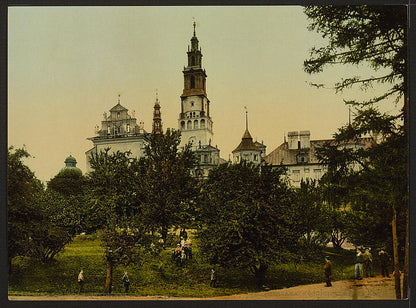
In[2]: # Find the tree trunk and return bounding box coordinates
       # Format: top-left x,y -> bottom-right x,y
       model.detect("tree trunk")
161,225 -> 168,243
254,264 -> 268,286
392,206 -> 401,299
104,260 -> 114,294
402,204 -> 409,299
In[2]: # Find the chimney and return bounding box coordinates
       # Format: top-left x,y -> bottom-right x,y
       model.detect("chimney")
287,131 -> 299,150
299,130 -> 311,149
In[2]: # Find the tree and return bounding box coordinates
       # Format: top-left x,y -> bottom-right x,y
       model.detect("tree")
47,169 -> 85,196
197,162 -> 294,285
87,149 -> 150,294
101,227 -> 153,294
304,5 -> 408,298
291,179 -> 330,255
7,147 -> 44,273
139,129 -> 197,241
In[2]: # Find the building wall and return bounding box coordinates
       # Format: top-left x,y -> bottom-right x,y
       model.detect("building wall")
233,149 -> 262,165
179,95 -> 213,149
85,136 -> 148,172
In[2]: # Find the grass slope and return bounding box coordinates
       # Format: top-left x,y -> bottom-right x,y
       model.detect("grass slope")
9,234 -> 358,297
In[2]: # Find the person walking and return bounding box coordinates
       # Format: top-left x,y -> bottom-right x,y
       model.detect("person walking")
363,248 -> 374,277
77,269 -> 84,292
379,250 -> 390,278
355,249 -> 364,280
180,248 -> 186,267
174,244 -> 182,266
210,268 -> 217,287
122,271 -> 130,293
324,256 -> 332,287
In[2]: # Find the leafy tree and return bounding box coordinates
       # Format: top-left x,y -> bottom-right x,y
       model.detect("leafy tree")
101,227 -> 153,294
47,169 -> 85,196
7,147 -> 44,273
197,162 -> 294,285
140,129 -> 197,241
291,179 -> 329,254
86,149 -> 150,293
86,149 -> 141,230
304,5 -> 408,298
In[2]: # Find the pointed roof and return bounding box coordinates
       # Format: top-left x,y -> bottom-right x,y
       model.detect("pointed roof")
232,129 -> 261,153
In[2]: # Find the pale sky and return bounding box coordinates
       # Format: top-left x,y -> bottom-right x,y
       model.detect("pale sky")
8,6 -> 398,184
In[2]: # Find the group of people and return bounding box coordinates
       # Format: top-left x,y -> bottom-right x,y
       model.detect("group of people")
77,270 -> 131,293
172,234 -> 193,267
324,247 -> 391,287
354,248 -> 390,280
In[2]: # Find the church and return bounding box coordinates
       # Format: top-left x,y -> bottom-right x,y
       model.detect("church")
85,22 -> 265,176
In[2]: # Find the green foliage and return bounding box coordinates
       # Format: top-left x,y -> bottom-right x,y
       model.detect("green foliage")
9,235 -> 357,297
86,148 -> 141,230
197,162 -> 295,284
47,169 -> 86,196
305,4 -> 408,254
100,227 -> 153,266
291,179 -> 330,253
139,129 -> 198,238
304,5 -> 407,107
7,147 -> 44,262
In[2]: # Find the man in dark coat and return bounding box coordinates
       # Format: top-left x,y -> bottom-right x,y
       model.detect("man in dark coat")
379,250 -> 390,278
324,256 -> 332,287
122,271 -> 130,293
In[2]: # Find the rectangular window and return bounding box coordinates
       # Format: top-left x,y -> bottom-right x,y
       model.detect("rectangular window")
292,170 -> 300,182
304,168 -> 310,173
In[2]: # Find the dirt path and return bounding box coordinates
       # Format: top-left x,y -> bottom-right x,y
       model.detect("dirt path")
9,276 -> 396,301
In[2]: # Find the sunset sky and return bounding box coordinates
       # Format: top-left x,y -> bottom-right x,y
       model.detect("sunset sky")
8,6 -> 397,183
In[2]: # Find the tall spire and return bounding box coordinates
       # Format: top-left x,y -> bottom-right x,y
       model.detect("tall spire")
193,19 -> 196,37
117,94 -> 121,105
152,89 -> 162,135
244,106 -> 248,131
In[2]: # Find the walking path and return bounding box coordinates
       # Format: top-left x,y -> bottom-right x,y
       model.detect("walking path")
9,276 -> 396,301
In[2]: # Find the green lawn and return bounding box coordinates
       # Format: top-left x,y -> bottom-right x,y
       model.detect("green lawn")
9,234 -> 357,297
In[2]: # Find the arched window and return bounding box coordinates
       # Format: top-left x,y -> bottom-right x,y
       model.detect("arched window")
117,112 -> 120,119
187,120 -> 192,129
190,76 -> 195,89
194,120 -> 198,129
200,119 -> 206,128
107,125 -> 111,134
181,121 -> 185,129
191,56 -> 195,66
126,124 -> 130,133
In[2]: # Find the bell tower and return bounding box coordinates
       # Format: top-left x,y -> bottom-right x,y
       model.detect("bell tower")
178,22 -> 213,150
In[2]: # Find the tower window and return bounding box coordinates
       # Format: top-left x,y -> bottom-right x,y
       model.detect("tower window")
117,112 -> 120,119
191,56 -> 195,66
126,124 -> 130,133
107,125 -> 111,134
194,120 -> 198,129
191,101 -> 194,107
190,76 -> 195,89
187,120 -> 192,129
200,119 -> 206,128
181,121 -> 185,129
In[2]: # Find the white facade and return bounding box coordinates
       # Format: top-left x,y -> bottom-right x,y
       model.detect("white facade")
264,131 -> 373,187
178,95 -> 213,150
86,99 -> 149,172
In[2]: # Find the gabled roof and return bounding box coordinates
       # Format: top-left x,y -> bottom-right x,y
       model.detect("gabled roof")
110,103 -> 128,112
